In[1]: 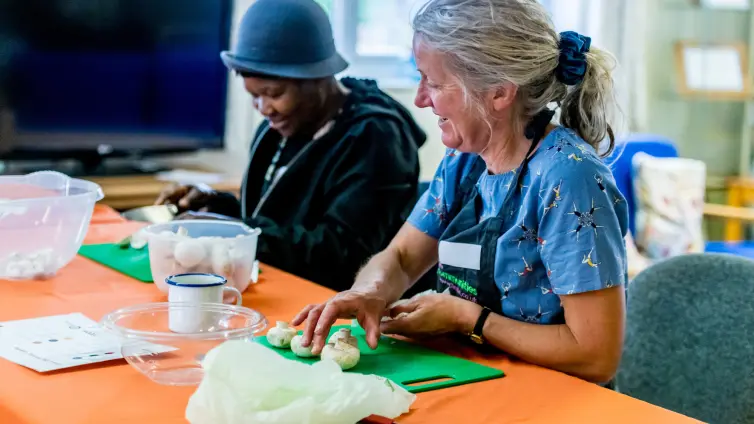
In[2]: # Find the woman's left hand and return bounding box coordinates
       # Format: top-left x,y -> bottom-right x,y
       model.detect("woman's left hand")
379,294 -> 481,338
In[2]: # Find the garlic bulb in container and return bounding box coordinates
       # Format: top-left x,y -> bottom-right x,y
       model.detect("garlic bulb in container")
267,321 -> 297,348
321,339 -> 360,370
173,239 -> 206,268
327,328 -> 358,347
290,334 -> 317,358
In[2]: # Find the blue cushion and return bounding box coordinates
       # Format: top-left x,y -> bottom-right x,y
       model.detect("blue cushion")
606,134 -> 679,236
705,241 -> 754,258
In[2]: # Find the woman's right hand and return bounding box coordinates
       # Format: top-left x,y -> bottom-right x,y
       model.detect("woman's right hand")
291,290 -> 388,354
154,183 -> 218,212
292,224 -> 440,354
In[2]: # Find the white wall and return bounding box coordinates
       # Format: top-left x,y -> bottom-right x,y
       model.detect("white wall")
640,0 -> 750,176
387,88 -> 446,180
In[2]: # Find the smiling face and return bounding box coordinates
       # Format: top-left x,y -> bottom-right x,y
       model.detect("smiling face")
242,75 -> 323,138
413,35 -> 520,154
413,36 -> 492,152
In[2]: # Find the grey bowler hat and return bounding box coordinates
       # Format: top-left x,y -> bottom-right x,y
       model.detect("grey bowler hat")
220,0 -> 349,79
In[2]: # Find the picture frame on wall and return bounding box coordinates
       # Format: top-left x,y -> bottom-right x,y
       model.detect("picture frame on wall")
674,41 -> 752,99
696,0 -> 750,9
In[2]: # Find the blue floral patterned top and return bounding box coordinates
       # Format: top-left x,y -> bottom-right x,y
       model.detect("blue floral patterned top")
408,127 -> 629,324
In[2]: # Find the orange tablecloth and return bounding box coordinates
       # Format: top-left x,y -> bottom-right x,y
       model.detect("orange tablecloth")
0,209 -> 701,424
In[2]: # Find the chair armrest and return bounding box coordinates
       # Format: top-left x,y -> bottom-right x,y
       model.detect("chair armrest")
703,203 -> 754,222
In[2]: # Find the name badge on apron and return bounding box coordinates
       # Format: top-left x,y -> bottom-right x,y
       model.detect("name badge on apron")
438,241 -> 482,270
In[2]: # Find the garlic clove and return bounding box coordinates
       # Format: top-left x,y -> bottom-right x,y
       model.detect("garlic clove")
290,334 -> 317,358
321,339 -> 360,370
266,321 -> 297,348
176,226 -> 189,237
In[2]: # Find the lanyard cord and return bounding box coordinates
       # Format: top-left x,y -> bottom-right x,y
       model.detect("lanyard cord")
261,137 -> 288,196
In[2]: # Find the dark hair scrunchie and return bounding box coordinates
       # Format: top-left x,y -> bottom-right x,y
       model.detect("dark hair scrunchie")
556,31 -> 591,86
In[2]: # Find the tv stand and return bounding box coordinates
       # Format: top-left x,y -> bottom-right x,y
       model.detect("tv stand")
0,157 -> 171,177
75,157 -> 170,177
0,158 -> 241,210
86,168 -> 241,211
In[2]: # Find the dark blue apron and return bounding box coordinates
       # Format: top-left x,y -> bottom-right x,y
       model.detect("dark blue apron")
436,109 -> 555,313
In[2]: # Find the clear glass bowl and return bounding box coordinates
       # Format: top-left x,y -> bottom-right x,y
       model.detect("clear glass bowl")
143,220 -> 261,294
101,302 -> 267,386
0,171 -> 103,279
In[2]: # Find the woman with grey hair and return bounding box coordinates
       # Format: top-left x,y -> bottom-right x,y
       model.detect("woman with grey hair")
294,0 -> 628,384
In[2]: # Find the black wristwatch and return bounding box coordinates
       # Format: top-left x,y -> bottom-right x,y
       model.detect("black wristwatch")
469,307 -> 492,344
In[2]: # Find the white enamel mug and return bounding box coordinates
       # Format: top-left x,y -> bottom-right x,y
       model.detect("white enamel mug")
166,273 -> 242,333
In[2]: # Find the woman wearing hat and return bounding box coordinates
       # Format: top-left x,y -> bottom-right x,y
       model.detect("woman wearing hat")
156,0 -> 427,292
294,0 -> 628,384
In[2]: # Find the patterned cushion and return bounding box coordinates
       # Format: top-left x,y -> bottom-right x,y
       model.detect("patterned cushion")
631,153 -> 706,259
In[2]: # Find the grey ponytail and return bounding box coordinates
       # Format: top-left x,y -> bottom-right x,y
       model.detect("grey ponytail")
559,47 -> 618,156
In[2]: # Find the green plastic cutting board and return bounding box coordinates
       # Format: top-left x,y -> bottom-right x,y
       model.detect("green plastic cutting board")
78,243 -> 153,282
258,324 -> 505,393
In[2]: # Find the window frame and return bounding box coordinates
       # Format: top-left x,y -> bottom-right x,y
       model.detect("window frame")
327,0 -> 419,88
324,0 -> 589,88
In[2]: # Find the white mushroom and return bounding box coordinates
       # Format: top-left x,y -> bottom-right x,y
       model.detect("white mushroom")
129,229 -> 148,250
327,328 -> 358,347
176,226 -> 189,237
266,321 -> 297,348
210,243 -> 234,276
321,339 -> 360,370
173,239 -> 206,268
380,312 -> 409,323
290,334 -> 318,358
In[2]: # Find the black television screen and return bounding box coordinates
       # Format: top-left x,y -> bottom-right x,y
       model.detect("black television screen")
0,0 -> 233,160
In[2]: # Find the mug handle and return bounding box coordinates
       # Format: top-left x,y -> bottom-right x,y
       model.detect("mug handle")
223,286 -> 243,306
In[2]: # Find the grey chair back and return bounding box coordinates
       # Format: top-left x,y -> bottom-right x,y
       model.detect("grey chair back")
616,253 -> 754,424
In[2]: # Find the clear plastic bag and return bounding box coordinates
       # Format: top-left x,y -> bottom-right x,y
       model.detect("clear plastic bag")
186,340 -> 416,424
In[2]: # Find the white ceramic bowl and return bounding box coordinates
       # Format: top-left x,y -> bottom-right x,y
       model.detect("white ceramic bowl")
143,220 -> 261,294
101,302 -> 267,386
0,171 -> 103,279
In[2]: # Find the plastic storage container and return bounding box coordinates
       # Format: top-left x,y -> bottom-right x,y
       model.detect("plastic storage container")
0,171 -> 104,279
101,302 -> 267,386
143,220 -> 261,294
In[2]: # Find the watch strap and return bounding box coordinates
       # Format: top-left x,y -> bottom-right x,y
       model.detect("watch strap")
470,307 -> 492,344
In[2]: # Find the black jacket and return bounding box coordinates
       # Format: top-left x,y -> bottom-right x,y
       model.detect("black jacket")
212,78 -> 426,291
